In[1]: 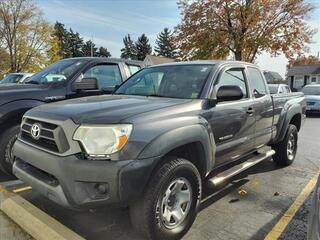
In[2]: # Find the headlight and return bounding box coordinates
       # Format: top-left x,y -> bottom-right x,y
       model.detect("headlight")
73,124 -> 133,157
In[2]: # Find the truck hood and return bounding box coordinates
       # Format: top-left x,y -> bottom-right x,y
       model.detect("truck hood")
0,84 -> 45,106
28,95 -> 192,124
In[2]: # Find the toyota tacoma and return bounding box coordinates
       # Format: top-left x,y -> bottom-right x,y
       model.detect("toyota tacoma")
13,61 -> 306,240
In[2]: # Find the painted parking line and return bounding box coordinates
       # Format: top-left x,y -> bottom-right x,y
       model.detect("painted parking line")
12,186 -> 32,193
264,172 -> 319,240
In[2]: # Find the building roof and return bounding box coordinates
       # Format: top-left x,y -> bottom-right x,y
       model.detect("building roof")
287,64 -> 320,76
144,55 -> 176,66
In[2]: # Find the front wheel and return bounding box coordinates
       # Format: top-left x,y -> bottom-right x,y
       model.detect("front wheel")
272,124 -> 298,166
0,125 -> 20,175
130,157 -> 202,240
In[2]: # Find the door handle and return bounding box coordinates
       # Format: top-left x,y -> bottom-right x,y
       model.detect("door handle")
247,107 -> 254,115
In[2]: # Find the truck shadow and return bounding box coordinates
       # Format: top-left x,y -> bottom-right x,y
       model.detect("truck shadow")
306,113 -> 320,118
21,159 -> 281,240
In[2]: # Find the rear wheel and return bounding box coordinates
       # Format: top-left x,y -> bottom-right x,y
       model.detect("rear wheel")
130,157 -> 201,240
272,124 -> 298,166
0,125 -> 20,175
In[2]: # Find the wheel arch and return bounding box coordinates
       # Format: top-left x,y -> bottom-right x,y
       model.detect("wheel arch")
138,124 -> 216,179
273,104 -> 302,144
0,100 -> 45,132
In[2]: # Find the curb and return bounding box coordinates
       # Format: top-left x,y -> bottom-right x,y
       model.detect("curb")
0,185 -> 85,240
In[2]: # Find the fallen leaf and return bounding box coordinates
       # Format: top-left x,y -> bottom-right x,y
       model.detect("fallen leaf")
238,188 -> 247,196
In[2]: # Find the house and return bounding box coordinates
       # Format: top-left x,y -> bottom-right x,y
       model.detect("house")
287,64 -> 320,91
143,55 -> 176,66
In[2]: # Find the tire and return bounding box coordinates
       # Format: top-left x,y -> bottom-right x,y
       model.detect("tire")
130,157 -> 202,240
0,125 -> 20,175
272,124 -> 298,166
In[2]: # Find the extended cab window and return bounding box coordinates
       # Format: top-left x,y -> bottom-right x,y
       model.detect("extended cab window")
248,67 -> 267,98
215,68 -> 248,99
83,64 -> 122,90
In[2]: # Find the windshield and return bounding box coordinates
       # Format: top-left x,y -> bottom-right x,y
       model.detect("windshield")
27,59 -> 87,84
0,74 -> 24,84
115,64 -> 213,99
268,85 -> 279,94
302,86 -> 320,95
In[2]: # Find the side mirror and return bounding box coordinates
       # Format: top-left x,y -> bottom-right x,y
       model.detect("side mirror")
73,77 -> 98,91
216,85 -> 244,102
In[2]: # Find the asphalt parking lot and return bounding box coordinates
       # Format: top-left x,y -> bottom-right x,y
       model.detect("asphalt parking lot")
1,116 -> 319,240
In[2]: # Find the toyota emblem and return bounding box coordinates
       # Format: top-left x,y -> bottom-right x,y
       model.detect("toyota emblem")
31,123 -> 41,140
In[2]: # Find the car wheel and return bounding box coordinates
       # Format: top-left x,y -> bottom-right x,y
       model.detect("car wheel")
272,124 -> 298,166
130,157 -> 202,240
0,125 -> 20,175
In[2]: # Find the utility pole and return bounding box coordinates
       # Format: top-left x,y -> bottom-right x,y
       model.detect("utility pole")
91,34 -> 93,57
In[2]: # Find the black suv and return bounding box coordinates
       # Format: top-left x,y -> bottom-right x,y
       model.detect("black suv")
0,57 -> 144,174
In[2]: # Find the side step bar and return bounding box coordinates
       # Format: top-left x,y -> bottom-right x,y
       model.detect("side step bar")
209,149 -> 275,186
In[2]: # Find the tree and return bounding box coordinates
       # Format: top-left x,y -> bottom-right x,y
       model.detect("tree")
98,46 -> 111,58
175,0 -> 315,62
53,21 -> 70,58
120,34 -> 137,59
155,28 -> 177,58
289,55 -> 320,66
67,29 -> 84,57
82,40 -> 97,57
0,48 -> 10,78
135,34 -> 152,60
0,0 -> 59,72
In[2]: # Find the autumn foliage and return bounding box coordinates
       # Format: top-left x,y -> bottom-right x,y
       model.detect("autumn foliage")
288,55 -> 320,67
175,0 -> 316,62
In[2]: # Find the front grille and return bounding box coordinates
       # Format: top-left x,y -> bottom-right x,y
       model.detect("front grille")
20,118 -> 69,153
307,102 -> 315,106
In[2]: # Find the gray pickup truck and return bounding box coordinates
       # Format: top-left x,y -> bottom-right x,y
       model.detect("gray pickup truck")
12,61 -> 306,240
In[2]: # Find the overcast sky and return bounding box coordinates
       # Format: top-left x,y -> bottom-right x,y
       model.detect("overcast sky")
37,0 -> 320,77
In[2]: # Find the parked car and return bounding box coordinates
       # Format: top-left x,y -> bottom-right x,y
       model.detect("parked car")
12,61 -> 305,240
268,84 -> 291,94
0,73 -> 33,84
0,57 -> 144,175
301,84 -> 320,113
308,174 -> 320,240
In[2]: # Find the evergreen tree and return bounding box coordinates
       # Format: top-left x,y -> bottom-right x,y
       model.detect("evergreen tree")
120,34 -> 137,59
53,22 -> 111,59
53,22 -> 84,58
67,29 -> 84,57
53,22 -> 71,58
155,28 -> 177,58
82,40 -> 97,57
135,34 -> 152,61
98,47 -> 111,58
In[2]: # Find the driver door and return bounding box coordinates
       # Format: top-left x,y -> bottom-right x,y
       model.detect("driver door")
208,67 -> 255,166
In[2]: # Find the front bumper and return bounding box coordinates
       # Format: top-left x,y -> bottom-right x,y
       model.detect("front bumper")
13,140 -> 158,209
